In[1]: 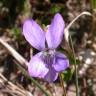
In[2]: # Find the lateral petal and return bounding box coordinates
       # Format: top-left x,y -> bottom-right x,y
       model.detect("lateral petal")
53,52 -> 69,72
28,52 -> 49,78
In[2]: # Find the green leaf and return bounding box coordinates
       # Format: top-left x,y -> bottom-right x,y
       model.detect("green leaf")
91,0 -> 96,9
11,27 -> 22,40
62,68 -> 74,82
50,5 -> 61,14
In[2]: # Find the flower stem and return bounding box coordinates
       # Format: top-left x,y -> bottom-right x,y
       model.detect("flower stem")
64,11 -> 92,96
16,63 -> 50,96
59,73 -> 67,96
69,35 -> 79,96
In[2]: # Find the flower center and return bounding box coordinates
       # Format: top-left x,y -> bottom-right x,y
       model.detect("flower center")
42,49 -> 55,66
43,49 -> 55,56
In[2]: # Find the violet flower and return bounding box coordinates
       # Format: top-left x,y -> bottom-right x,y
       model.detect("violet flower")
23,13 -> 69,82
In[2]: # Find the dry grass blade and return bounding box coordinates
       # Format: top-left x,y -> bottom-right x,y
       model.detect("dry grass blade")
0,73 -> 33,96
0,37 -> 50,96
0,38 -> 28,68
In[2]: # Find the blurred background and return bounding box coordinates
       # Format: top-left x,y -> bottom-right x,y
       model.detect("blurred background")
0,0 -> 96,96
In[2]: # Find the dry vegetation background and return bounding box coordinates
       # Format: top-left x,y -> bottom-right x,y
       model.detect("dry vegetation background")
0,0 -> 96,96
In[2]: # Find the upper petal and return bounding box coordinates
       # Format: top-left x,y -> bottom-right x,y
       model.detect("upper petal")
46,13 -> 65,49
53,52 -> 69,72
28,52 -> 49,78
23,19 -> 45,51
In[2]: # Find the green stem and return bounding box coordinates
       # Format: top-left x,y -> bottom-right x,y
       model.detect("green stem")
69,35 -> 79,96
59,73 -> 67,96
91,0 -> 96,9
16,63 -> 50,96
64,11 -> 91,96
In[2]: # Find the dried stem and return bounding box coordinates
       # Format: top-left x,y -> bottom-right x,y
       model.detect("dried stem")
0,38 -> 28,68
64,11 -> 92,42
66,12 -> 91,30
0,37 -> 50,96
0,73 -> 31,96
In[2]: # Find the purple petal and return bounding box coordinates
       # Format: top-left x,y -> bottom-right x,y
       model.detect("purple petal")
44,67 -> 58,82
53,52 -> 69,72
23,19 -> 45,51
46,13 -> 65,49
41,52 -> 58,82
28,52 -> 49,78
